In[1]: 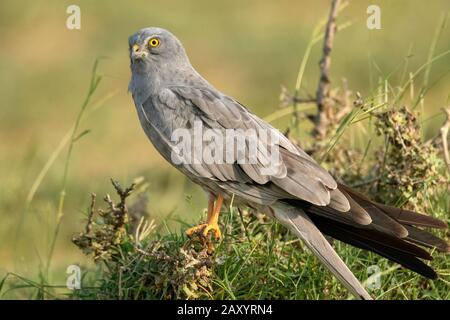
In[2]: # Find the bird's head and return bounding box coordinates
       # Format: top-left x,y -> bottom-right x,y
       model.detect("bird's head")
128,27 -> 190,75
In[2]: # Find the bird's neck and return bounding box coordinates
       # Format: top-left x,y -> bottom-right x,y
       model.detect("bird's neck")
129,63 -> 211,105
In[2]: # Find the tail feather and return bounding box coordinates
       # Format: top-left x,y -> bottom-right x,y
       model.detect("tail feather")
273,182 -> 447,298
306,213 -> 437,279
272,204 -> 373,300
282,183 -> 448,282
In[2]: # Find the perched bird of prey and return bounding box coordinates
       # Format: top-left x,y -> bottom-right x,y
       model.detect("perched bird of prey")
128,27 -> 449,300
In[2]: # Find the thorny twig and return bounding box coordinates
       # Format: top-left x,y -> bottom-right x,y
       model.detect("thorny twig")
85,193 -> 96,235
313,0 -> 341,139
73,179 -> 137,261
280,86 -> 316,107
100,179 -> 136,230
111,178 -> 136,212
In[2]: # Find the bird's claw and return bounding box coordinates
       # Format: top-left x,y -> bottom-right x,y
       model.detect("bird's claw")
186,223 -> 222,240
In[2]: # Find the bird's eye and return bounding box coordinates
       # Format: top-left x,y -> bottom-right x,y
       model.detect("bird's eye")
148,38 -> 160,48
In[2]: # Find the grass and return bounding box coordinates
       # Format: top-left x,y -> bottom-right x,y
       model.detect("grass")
45,59 -> 103,277
65,178 -> 449,300
0,0 -> 449,300
6,59 -> 116,298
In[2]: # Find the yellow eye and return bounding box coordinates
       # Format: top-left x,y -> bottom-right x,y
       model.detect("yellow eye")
148,38 -> 160,47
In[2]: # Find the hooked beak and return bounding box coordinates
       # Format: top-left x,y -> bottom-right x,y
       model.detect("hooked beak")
131,44 -> 148,62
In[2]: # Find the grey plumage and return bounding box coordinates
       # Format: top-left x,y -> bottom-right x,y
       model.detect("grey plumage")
128,27 -> 449,300
272,203 -> 372,300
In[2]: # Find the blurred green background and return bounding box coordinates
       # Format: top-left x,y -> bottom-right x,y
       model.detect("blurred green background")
0,0 -> 449,293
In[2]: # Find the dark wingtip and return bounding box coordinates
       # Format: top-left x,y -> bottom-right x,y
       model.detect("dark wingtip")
427,268 -> 438,280
429,217 -> 449,230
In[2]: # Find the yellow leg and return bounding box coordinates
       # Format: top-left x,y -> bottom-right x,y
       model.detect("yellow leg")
186,194 -> 223,239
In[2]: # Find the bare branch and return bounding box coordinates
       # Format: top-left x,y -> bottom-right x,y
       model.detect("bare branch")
313,0 -> 341,139
86,193 -> 96,235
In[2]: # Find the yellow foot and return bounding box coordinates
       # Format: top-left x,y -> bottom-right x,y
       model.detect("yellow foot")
186,223 -> 222,240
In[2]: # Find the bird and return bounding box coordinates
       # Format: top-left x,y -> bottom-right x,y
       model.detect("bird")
128,27 -> 449,300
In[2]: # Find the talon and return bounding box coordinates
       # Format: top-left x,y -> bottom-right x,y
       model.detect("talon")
186,193 -> 224,241
186,223 -> 222,240
202,223 -> 222,239
186,223 -> 208,237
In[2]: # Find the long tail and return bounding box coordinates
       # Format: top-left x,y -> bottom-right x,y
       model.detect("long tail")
272,203 -> 373,300
307,184 -> 449,279
272,184 -> 449,300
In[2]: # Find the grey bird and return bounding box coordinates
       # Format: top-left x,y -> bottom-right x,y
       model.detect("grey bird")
128,27 -> 449,300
